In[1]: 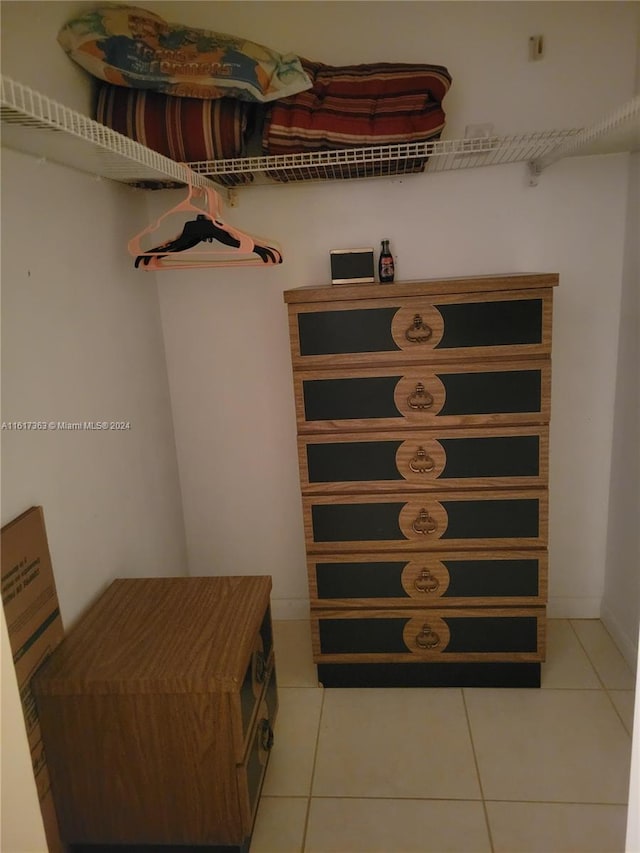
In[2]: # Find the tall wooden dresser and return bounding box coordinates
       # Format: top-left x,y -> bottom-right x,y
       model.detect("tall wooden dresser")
32,576 -> 277,852
284,273 -> 557,688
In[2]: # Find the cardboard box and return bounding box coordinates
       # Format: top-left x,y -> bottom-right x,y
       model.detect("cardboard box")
1,506 -> 65,853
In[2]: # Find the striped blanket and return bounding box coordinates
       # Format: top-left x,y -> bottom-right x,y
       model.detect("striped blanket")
96,83 -> 254,186
262,59 -> 452,156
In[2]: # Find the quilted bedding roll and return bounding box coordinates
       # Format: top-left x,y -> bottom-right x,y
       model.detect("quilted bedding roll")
96,83 -> 253,163
263,60 -> 452,155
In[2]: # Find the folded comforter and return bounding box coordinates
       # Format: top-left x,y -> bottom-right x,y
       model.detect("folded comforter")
262,59 -> 452,155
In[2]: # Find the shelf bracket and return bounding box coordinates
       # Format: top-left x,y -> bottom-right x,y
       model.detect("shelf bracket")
528,160 -> 543,187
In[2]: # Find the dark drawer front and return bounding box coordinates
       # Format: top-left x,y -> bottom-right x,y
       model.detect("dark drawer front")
237,663 -> 278,834
300,427 -> 548,492
260,605 -> 274,659
312,608 -> 545,662
236,607 -> 274,761
289,290 -> 552,366
295,362 -> 550,432
238,643 -> 269,762
309,550 -> 548,606
303,490 -> 547,552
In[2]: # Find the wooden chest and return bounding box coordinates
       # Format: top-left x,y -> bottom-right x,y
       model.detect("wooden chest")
284,273 -> 557,687
32,576 -> 277,851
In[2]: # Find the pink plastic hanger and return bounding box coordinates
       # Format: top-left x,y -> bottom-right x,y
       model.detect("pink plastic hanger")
128,181 -> 283,270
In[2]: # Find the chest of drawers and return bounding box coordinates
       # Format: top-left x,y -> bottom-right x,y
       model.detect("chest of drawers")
32,576 -> 277,852
284,273 -> 557,688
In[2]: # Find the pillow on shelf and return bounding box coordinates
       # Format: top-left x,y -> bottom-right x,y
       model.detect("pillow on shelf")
58,4 -> 312,103
95,83 -> 256,189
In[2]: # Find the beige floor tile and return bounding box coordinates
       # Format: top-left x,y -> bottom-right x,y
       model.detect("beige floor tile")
312,688 -> 481,799
486,801 -> 628,853
273,620 -> 318,687
305,798 -> 490,853
541,619 -> 601,688
465,689 -> 631,803
571,620 -> 636,689
263,688 -> 323,796
250,796 -> 308,853
609,689 -> 636,735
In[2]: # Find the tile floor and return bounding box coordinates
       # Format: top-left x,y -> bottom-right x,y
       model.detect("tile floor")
250,619 -> 636,853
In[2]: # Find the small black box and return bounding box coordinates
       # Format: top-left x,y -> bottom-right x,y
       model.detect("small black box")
330,248 -> 375,284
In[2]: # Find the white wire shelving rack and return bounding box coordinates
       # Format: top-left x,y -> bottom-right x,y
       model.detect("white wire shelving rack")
527,94 -> 640,184
187,130 -> 580,187
2,74 -> 638,192
0,75 -> 217,189
189,95 -> 640,187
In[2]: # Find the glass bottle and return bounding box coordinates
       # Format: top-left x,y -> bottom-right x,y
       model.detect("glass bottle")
378,239 -> 395,283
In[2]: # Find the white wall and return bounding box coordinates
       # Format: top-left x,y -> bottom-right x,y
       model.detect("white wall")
612,37 -> 640,853
601,9 -> 640,670
0,0 -> 98,112
602,152 -> 639,666
1,150 -> 188,625
148,1 -> 638,619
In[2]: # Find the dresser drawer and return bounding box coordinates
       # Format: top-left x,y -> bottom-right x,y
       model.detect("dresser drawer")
288,288 -> 553,367
304,489 -> 547,552
234,607 -> 274,761
237,661 -> 278,835
295,360 -> 550,432
299,426 -> 548,493
30,576 -> 276,847
308,550 -> 548,606
312,607 -> 546,663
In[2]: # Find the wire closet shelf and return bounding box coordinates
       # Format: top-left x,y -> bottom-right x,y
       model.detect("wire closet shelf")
2,74 -> 638,191
0,75 -> 216,189
187,130 -> 582,187
189,95 -> 639,186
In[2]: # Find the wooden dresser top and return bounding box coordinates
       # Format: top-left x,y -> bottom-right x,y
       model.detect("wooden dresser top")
284,273 -> 559,304
33,576 -> 272,696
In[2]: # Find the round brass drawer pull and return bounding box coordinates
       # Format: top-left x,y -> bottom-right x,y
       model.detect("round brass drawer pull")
408,446 -> 435,474
255,650 -> 267,684
407,382 -> 434,410
416,624 -> 440,649
405,313 -> 433,344
412,508 -> 438,535
413,569 -> 440,593
259,718 -> 274,751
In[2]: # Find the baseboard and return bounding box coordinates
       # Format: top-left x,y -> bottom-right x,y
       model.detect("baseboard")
318,662 -> 541,688
271,598 -> 309,621
600,601 -> 639,673
547,597 -> 602,619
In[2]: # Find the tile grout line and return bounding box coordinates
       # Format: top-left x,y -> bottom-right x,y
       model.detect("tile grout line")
585,618 -> 637,736
567,619 -> 608,690
605,687 -> 636,738
597,616 -> 638,669
287,793 -> 630,806
461,687 -> 495,853
300,683 -> 326,852
270,621 -> 633,850
567,619 -> 635,736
